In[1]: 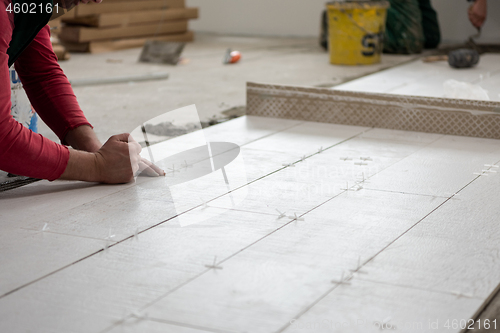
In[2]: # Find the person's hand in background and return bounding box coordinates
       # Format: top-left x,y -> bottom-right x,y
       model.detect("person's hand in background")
468,0 -> 487,29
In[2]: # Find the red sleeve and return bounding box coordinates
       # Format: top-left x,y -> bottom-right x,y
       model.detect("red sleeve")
0,4 -> 68,181
15,25 -> 92,143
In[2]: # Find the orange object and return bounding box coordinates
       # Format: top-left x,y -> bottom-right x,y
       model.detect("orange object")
223,49 -> 241,64
229,51 -> 241,63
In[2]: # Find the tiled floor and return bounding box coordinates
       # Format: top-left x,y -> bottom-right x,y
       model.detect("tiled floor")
1,116 -> 499,333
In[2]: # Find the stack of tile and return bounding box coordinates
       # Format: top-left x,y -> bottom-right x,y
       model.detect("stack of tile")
59,0 -> 197,53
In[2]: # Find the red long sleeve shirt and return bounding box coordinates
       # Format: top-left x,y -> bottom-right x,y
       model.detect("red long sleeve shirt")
1,0 -> 91,181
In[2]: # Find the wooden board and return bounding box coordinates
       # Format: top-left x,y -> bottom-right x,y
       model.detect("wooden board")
59,20 -> 188,43
74,0 -> 185,17
62,31 -> 194,54
63,7 -> 198,28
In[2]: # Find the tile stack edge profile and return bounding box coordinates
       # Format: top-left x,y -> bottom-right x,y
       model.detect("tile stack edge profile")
246,82 -> 500,140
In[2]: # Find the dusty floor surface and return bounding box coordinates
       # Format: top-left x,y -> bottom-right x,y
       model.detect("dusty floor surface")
38,33 -> 416,143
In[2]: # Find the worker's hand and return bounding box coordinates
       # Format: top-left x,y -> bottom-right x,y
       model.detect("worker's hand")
94,134 -> 166,183
59,134 -> 165,183
468,0 -> 487,29
93,134 -> 140,184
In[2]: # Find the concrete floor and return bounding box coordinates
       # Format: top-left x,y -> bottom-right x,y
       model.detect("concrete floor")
39,33 -> 416,143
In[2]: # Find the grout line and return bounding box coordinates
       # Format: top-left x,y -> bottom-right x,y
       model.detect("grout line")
27,228 -> 121,243
362,187 -> 450,199
147,318 -> 237,333
355,277 -> 484,301
100,316 -> 237,333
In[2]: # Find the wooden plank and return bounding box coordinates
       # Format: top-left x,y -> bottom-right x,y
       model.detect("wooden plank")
63,8 -> 198,28
59,20 -> 188,43
63,31 -> 194,54
74,0 -> 185,17
247,82 -> 500,140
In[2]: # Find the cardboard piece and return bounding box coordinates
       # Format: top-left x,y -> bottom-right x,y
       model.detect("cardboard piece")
63,7 -> 198,28
60,20 -> 188,43
62,31 -> 194,54
246,82 -> 500,139
139,41 -> 185,65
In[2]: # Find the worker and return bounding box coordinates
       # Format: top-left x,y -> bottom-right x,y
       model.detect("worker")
1,0 -> 164,184
385,0 -> 488,54
320,0 -> 488,55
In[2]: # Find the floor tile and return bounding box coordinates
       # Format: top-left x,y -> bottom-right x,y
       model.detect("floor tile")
360,166 -> 500,299
244,122 -> 368,156
365,135 -> 500,196
144,190 -> 445,333
284,279 -> 483,333
0,209 -> 287,333
0,228 -> 109,296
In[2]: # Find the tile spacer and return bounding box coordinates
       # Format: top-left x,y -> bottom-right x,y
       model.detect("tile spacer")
205,256 -> 223,270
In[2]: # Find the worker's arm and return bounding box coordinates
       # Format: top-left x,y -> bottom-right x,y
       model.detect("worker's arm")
0,3 -> 69,181
14,25 -> 100,150
468,0 -> 487,29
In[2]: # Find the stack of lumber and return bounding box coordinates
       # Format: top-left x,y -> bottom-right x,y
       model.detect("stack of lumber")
59,0 -> 197,54
48,17 -> 70,61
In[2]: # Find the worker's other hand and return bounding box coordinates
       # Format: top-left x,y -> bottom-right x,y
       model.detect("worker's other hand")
468,0 -> 487,29
94,134 -> 141,184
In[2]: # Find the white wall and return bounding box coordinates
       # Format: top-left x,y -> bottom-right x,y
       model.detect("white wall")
187,0 -> 499,43
187,0 -> 327,37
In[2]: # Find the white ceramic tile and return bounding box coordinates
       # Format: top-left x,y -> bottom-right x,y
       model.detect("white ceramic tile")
359,165 -> 500,299
359,128 -> 443,144
334,54 -> 500,101
209,133 -> 432,216
203,115 -> 304,147
0,228 -> 109,296
333,60 -> 438,94
144,190 -> 446,333
0,180 -> 135,229
366,135 -> 500,196
0,209 -> 287,333
285,279 -> 483,333
16,185 -> 178,241
244,121 -> 368,157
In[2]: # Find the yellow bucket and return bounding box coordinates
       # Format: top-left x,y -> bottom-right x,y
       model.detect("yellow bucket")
327,1 -> 390,65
